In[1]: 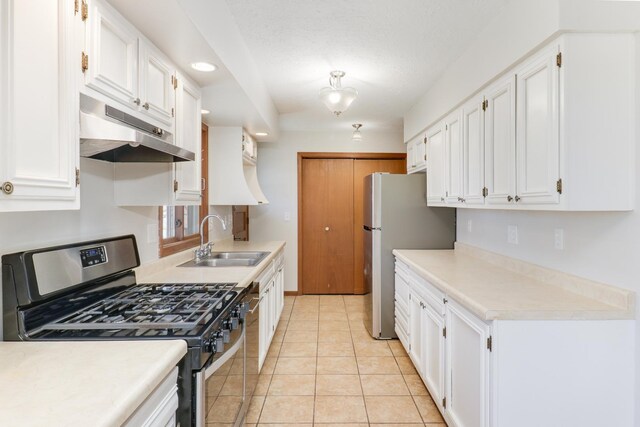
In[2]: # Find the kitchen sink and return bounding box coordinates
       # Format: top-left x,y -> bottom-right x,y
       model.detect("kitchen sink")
179,251 -> 270,268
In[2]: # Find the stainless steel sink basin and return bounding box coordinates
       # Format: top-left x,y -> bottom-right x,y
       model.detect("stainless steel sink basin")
179,251 -> 270,268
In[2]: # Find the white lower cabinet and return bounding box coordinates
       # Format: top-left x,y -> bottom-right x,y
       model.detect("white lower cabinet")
445,299 -> 491,427
257,252 -> 285,371
123,367 -> 179,427
394,258 -> 634,427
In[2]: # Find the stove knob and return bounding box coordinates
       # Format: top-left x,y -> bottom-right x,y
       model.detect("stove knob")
214,331 -> 225,353
222,329 -> 230,344
230,317 -> 239,330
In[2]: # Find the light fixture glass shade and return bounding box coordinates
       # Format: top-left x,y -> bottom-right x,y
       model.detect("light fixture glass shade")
352,124 -> 362,142
319,71 -> 358,116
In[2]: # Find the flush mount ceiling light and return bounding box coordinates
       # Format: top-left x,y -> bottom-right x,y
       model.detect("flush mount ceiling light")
255,132 -> 269,137
319,70 -> 358,116
201,109 -> 210,115
191,62 -> 217,72
352,124 -> 363,142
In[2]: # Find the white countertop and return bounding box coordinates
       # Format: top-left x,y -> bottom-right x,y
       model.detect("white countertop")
0,340 -> 186,427
393,245 -> 634,321
135,240 -> 286,287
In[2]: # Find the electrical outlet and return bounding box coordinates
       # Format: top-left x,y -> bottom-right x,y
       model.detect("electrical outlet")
284,211 -> 291,221
467,220 -> 473,233
507,225 -> 519,245
147,223 -> 158,244
554,229 -> 564,250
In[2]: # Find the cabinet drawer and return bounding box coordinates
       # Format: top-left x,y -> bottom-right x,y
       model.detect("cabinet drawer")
395,293 -> 409,317
395,273 -> 410,304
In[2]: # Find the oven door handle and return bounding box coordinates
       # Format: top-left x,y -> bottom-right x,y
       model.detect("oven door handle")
247,296 -> 263,314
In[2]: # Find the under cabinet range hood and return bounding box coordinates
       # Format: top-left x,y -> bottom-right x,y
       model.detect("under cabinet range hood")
79,94 -> 195,163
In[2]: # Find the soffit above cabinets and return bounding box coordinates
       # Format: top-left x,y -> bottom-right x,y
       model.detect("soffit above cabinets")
107,0 -> 278,141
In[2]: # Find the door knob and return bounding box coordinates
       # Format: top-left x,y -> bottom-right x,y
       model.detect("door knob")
324,227 -> 330,231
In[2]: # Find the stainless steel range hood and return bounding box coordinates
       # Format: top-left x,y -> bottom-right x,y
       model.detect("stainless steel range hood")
79,94 -> 195,163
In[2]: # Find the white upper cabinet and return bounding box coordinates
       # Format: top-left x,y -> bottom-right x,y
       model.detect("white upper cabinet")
444,111 -> 463,205
85,0 -> 138,108
423,33 -> 634,211
515,44 -> 560,205
0,0 -> 80,212
462,95 -> 485,205
138,41 -> 176,126
426,123 -> 446,205
407,134 -> 426,174
174,73 -> 202,204
484,75 -> 516,206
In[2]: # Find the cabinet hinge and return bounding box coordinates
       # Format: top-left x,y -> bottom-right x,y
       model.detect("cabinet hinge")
487,335 -> 493,352
424,154 -> 426,161
556,178 -> 563,194
423,136 -> 427,144
75,168 -> 80,187
482,99 -> 488,111
81,0 -> 88,21
443,297 -> 448,304
173,180 -> 179,192
171,75 -> 178,90
409,343 -> 411,351
556,52 -> 562,68
171,107 -> 174,117
442,327 -> 447,338
482,187 -> 488,197
445,124 -> 448,131
81,52 -> 88,73
442,397 -> 446,409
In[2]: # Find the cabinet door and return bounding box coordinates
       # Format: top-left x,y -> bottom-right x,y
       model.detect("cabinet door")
258,288 -> 270,367
462,96 -> 485,205
415,135 -> 427,171
174,73 -> 202,204
445,111 -> 463,205
406,141 -> 416,173
426,123 -> 446,205
269,279 -> 277,342
515,45 -> 560,205
138,40 -> 175,126
85,0 -> 138,107
0,0 -> 80,212
422,302 -> 446,413
276,264 -> 285,319
484,75 -> 516,206
445,300 -> 491,427
408,292 -> 425,375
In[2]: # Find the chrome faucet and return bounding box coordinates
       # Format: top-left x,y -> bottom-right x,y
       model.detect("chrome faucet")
194,214 -> 227,261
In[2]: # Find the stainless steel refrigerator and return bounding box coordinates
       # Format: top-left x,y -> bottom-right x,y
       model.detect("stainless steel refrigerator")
363,173 -> 455,339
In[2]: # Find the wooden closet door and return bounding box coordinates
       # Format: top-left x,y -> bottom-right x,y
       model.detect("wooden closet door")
301,159 -> 354,294
353,160 -> 406,294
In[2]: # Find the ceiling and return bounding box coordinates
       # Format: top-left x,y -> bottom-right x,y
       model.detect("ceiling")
223,0 -> 510,132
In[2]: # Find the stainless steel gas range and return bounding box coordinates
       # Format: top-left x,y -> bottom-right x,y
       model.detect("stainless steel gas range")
2,235 -> 252,427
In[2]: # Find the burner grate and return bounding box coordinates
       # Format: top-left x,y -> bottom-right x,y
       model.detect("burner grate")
39,283 -> 237,330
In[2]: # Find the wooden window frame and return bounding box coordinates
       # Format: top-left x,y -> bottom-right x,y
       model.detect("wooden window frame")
158,123 -> 209,257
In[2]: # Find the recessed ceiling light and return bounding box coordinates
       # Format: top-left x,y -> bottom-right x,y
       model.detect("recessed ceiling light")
255,132 -> 269,137
201,109 -> 210,115
191,62 -> 217,72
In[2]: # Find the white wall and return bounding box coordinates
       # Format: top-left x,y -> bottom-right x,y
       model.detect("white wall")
403,2 -> 640,424
0,157 -> 231,338
249,129 -> 405,292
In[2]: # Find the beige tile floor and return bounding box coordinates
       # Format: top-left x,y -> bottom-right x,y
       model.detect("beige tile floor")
207,295 -> 446,426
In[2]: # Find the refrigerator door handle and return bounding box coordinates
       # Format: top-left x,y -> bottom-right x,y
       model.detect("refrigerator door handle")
363,225 -> 381,231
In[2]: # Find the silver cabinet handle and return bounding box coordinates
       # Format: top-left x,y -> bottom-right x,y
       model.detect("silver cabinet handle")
440,197 -> 445,202
507,195 -> 513,202
143,102 -> 150,110
133,98 -> 141,105
248,296 -> 263,314
515,195 -> 521,202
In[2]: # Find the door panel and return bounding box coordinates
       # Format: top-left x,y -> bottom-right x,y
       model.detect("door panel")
353,160 -> 406,294
445,111 -> 463,204
484,75 -> 516,206
426,124 -> 446,205
301,159 -> 354,294
463,96 -> 485,205
516,45 -> 560,205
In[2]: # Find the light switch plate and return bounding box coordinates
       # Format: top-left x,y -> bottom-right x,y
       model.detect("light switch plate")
508,225 -> 519,245
284,211 -> 291,221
